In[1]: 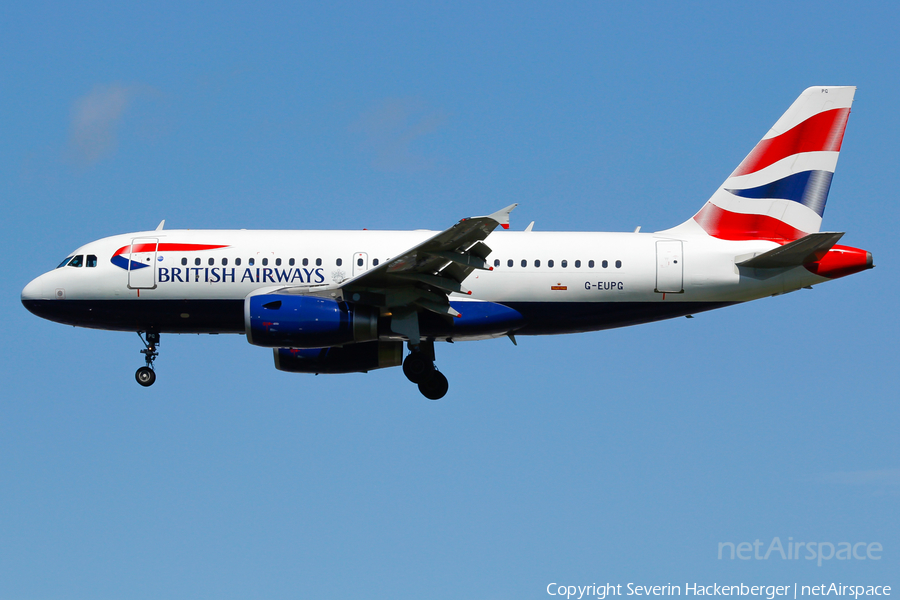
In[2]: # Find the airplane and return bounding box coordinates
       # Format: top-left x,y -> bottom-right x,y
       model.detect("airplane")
21,86 -> 874,399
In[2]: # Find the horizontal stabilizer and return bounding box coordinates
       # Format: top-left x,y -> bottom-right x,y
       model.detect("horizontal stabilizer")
737,231 -> 844,269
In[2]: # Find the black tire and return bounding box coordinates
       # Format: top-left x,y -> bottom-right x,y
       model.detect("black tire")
403,352 -> 434,383
418,370 -> 448,400
135,366 -> 156,387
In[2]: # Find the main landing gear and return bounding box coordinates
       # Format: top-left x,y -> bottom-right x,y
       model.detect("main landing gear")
403,340 -> 449,400
135,331 -> 159,387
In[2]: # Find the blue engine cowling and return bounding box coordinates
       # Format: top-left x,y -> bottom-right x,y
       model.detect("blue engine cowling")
274,342 -> 403,374
245,294 -> 379,348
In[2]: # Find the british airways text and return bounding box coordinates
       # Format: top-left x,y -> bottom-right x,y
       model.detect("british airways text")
158,267 -> 325,284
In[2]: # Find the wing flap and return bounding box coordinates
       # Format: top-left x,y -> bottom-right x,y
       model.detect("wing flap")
395,273 -> 472,295
426,250 -> 490,271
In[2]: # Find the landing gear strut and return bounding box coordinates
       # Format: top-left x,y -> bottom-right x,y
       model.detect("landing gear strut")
403,340 -> 448,400
135,331 -> 159,387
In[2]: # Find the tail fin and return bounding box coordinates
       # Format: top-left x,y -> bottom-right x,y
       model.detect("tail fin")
666,86 -> 855,241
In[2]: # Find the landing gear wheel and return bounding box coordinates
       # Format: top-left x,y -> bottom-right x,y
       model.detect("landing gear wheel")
135,366 -> 156,387
418,370 -> 449,400
403,352 -> 434,383
136,331 -> 160,387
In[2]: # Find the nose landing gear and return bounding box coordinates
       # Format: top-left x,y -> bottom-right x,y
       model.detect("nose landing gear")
135,331 -> 159,387
402,340 -> 449,400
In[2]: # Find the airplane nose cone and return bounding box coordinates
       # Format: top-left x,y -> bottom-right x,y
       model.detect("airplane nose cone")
22,272 -> 79,325
21,276 -> 44,303
21,273 -> 57,320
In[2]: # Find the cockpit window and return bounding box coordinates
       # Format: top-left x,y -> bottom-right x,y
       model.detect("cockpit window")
67,255 -> 84,268
57,256 -> 74,269
86,255 -> 97,268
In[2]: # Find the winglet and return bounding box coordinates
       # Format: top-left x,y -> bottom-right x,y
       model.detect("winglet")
156,220 -> 166,231
486,203 -> 518,230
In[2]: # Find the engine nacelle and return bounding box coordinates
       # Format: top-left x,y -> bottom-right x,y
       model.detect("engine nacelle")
245,294 -> 379,348
273,342 -> 403,374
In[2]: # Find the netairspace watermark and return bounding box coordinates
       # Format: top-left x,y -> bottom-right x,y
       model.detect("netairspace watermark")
546,583 -> 892,600
718,538 -> 882,567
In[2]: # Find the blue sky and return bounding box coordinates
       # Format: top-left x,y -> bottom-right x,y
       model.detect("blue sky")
2,2 -> 898,598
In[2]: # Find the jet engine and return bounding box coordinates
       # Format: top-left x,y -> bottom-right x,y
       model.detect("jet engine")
273,342 -> 403,374
245,294 -> 379,348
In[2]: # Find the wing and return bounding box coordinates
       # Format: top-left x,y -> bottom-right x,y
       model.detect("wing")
339,204 -> 517,321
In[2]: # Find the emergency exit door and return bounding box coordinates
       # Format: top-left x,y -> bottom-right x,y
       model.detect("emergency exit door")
353,252 -> 369,276
127,238 -> 158,289
655,240 -> 683,293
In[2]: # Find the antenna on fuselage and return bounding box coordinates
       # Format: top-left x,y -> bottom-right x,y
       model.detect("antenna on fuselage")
156,220 -> 165,231
524,221 -> 534,232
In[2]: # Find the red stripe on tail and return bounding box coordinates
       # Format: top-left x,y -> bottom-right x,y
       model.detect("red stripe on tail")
694,203 -> 807,241
731,108 -> 850,177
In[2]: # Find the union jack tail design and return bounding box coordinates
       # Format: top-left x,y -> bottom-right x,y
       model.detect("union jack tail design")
671,86 -> 855,241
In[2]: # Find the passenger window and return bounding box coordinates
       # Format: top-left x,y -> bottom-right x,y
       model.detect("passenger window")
289,258 -> 295,266
548,259 -> 554,268
602,260 -> 608,268
195,258 -> 201,266
222,258 -> 228,266
561,260 -> 568,268
494,259 -> 500,267
534,260 -> 541,267
507,259 -> 513,267
262,258 -> 268,266
575,260 -> 581,268
209,258 -> 215,266
276,258 -> 282,266
181,258 -> 187,266
68,255 -> 84,268
589,260 -> 595,268
356,258 -> 363,267
316,258 -> 322,266
235,258 -> 242,266
86,255 -> 97,267
302,258 -> 308,266
616,260 -> 622,268
336,258 -> 342,267
249,258 -> 255,266
57,256 -> 74,269
521,259 -> 527,267
373,258 -> 379,266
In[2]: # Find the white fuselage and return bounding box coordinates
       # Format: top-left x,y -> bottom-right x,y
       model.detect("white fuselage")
22,228 -> 829,339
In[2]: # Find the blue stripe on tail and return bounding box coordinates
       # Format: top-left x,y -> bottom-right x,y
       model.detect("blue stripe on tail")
725,170 -> 833,217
